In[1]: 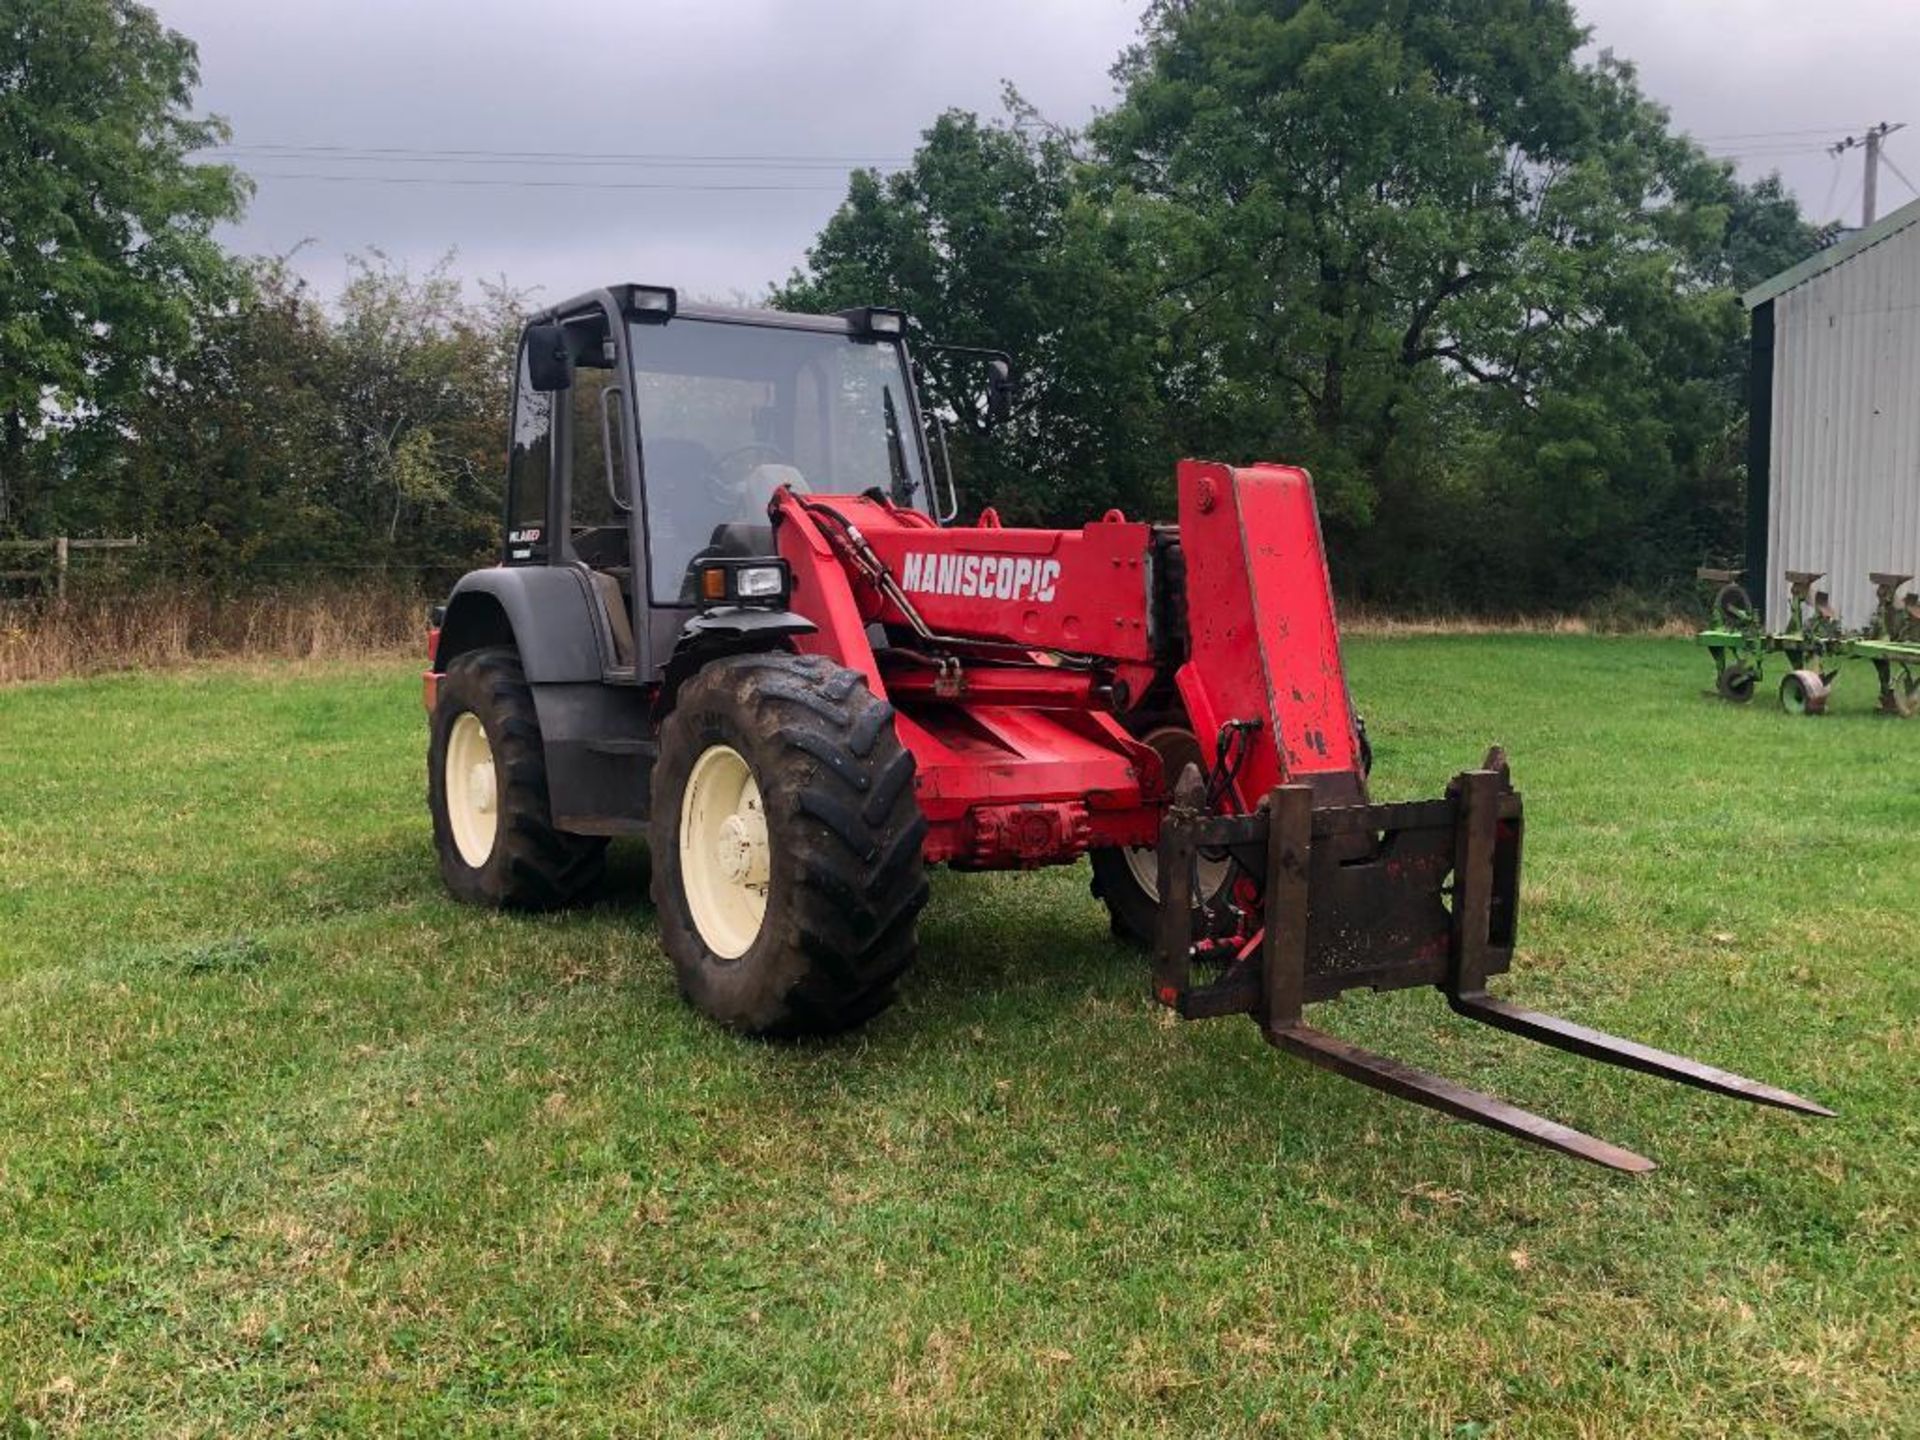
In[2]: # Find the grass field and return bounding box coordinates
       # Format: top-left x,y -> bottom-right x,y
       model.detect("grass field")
0,636 -> 1914,1437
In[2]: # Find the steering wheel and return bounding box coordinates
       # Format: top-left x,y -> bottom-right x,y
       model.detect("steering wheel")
710,442 -> 788,495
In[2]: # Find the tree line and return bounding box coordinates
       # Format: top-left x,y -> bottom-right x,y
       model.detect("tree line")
4,0 -> 1830,612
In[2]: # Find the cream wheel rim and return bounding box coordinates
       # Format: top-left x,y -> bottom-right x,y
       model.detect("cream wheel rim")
680,744 -> 770,959
1124,725 -> 1232,903
446,711 -> 499,868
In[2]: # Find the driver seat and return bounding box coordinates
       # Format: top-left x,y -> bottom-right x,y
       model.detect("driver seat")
710,464 -> 811,559
738,463 -> 811,512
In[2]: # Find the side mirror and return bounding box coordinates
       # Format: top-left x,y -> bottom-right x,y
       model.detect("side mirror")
525,322 -> 574,393
985,358 -> 1015,425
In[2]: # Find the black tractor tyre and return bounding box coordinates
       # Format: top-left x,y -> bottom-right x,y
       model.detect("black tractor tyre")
428,647 -> 608,908
1091,846 -> 1163,950
650,652 -> 929,1036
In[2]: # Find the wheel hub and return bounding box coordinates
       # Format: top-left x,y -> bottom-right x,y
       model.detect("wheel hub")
715,804 -> 768,886
466,760 -> 496,816
445,711 -> 500,868
680,744 -> 771,959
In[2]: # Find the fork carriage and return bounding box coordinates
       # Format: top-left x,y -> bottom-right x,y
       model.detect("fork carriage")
1151,755 -> 1832,1173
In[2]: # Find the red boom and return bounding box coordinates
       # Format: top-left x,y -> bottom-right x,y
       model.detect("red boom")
770,461 -> 1369,867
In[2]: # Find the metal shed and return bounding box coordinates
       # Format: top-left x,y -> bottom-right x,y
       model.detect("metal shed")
1743,197 -> 1920,629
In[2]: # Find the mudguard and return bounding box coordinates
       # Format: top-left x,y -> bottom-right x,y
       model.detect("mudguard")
658,609 -> 819,711
435,566 -> 651,833
435,566 -> 612,681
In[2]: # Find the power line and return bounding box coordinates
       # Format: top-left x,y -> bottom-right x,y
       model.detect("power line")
1819,152 -> 1843,219
210,153 -> 901,173
233,170 -> 851,193
1835,169 -> 1865,228
1879,145 -> 1919,201
200,142 -> 911,167
1709,149 -> 1836,162
1690,125 -> 1874,141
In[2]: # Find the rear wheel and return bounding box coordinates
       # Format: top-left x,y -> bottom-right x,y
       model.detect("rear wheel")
429,647 -> 607,907
651,653 -> 928,1035
1091,724 -> 1232,947
1884,666 -> 1920,718
1713,582 -> 1756,631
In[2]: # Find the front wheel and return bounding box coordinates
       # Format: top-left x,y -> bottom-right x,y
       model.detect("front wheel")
1091,724 -> 1233,947
650,653 -> 928,1035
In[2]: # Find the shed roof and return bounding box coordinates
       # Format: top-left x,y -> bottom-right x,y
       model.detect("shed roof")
1743,194 -> 1920,309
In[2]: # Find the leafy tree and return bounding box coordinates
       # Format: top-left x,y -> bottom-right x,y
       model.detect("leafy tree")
1093,0 -> 1812,601
0,0 -> 247,531
784,0 -> 1826,611
775,109 -> 1173,524
324,253 -> 519,565
60,254 -> 522,590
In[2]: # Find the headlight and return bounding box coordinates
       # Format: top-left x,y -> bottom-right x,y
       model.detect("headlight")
627,285 -> 677,322
693,557 -> 791,609
840,305 -> 908,337
737,565 -> 785,599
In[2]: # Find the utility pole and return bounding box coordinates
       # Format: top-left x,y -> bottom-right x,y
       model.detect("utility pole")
1831,122 -> 1907,226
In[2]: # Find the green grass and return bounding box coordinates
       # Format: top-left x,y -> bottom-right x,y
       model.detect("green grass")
0,638 -> 1913,1437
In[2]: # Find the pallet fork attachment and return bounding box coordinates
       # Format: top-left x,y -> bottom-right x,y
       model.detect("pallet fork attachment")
1153,758 -> 1833,1173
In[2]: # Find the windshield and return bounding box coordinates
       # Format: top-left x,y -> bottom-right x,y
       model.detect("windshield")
629,317 -> 927,604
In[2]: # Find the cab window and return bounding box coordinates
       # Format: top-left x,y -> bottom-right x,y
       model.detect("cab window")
565,343 -> 631,571
505,344 -> 552,563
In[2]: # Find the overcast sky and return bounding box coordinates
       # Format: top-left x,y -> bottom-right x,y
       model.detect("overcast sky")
153,0 -> 1919,308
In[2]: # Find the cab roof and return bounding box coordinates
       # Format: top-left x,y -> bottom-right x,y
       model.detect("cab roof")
531,285 -> 868,335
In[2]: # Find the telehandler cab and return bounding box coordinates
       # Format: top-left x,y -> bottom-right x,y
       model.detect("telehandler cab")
424,284 -> 1830,1171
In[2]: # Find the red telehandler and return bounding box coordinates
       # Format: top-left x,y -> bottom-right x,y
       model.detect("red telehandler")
424,286 -> 1830,1171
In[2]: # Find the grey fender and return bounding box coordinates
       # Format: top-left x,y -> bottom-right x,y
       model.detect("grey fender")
658,608 -> 818,713
435,566 -> 612,681
434,567 -> 654,834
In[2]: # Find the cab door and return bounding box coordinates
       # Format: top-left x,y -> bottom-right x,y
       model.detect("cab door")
552,303 -> 644,679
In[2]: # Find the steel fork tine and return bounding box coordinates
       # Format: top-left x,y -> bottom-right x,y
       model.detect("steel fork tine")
1448,993 -> 1836,1117
1267,1022 -> 1659,1174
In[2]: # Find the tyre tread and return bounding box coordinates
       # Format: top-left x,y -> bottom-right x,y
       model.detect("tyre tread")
651,652 -> 927,1035
429,647 -> 607,910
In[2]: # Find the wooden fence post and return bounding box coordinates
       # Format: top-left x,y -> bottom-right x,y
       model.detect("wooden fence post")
0,536 -> 138,602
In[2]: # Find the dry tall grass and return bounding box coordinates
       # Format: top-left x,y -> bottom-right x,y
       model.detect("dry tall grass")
2,585 -> 1698,688
0,586 -> 427,686
1339,606 -> 1695,638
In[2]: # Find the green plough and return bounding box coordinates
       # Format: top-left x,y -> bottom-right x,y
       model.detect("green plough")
1697,568 -> 1920,716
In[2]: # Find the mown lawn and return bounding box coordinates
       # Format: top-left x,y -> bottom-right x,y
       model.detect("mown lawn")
0,637 -> 1913,1437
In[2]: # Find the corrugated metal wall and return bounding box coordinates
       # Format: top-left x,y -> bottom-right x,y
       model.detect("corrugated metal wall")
1766,220 -> 1920,629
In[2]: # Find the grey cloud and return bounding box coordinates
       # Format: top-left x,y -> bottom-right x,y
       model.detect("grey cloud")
154,0 -> 1918,304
